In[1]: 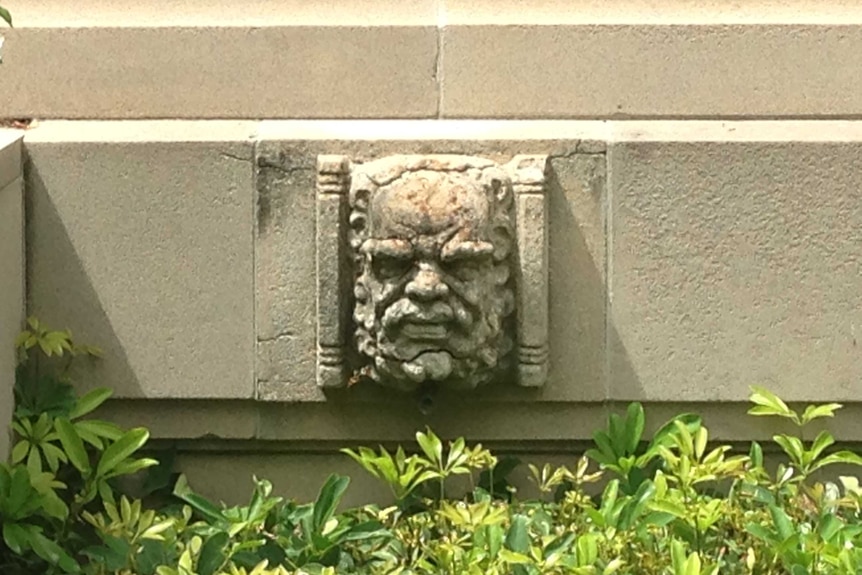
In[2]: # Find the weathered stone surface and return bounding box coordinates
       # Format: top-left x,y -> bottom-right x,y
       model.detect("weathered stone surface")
610,138 -> 862,402
255,143 -> 322,401
315,156 -> 351,389
347,155 -> 540,391
26,126 -> 255,398
0,132 -> 24,461
511,156 -> 550,387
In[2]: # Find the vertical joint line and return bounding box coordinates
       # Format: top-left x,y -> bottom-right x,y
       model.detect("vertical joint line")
435,0 -> 446,118
603,146 -> 612,403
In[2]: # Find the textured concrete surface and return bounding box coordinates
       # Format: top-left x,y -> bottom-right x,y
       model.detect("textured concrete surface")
0,132 -> 24,461
0,26 -> 437,119
25,123 -> 256,399
610,139 -> 862,402
442,25 -> 862,118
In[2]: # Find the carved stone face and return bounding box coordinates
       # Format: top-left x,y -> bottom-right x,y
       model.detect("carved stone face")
351,160 -> 515,391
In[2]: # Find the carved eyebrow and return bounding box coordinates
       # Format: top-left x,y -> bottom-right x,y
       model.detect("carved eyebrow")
361,238 -> 413,258
440,240 -> 495,262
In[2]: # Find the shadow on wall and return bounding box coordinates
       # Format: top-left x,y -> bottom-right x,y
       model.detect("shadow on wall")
24,154 -> 143,398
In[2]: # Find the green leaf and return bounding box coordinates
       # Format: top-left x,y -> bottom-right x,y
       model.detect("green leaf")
28,527 -> 81,573
7,466 -> 33,517
105,457 -> 159,479
749,441 -> 763,468
96,427 -> 149,477
773,435 -> 805,467
623,403 -> 645,455
801,403 -> 843,424
670,540 -> 686,575
11,441 -> 29,464
618,479 -> 656,529
505,514 -> 530,553
576,533 -> 598,567
312,474 -> 350,533
3,522 -> 29,554
69,388 -> 113,420
608,413 -> 626,456
416,428 -> 443,465
499,548 -> 531,565
198,532 -> 229,575
748,386 -> 798,423
75,419 -> 123,441
819,513 -> 842,542
647,413 -> 701,457
807,430 -> 835,463
769,504 -> 794,542
55,417 -> 91,475
543,532 -> 575,561
812,450 -> 862,472
591,431 -> 616,462
648,499 -> 686,519
173,474 -> 226,524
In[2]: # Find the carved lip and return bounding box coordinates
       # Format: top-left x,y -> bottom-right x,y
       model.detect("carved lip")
401,322 -> 449,341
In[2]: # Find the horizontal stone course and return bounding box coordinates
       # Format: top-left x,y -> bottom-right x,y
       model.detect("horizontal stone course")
0,27 -> 438,119
4,7 -> 862,118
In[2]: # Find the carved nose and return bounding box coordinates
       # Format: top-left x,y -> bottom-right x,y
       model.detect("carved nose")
405,267 -> 449,301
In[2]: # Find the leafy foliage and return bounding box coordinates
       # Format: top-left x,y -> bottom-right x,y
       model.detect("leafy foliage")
4,320 -> 862,574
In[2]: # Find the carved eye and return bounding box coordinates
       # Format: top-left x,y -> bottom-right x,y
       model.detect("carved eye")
441,257 -> 487,282
371,254 -> 412,280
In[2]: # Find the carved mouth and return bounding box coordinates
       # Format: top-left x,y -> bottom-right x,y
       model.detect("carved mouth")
401,322 -> 449,341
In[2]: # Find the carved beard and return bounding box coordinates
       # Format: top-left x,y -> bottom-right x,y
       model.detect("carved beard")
353,263 -> 515,391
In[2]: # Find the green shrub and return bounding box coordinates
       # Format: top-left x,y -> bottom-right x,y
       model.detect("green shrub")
4,319 -> 862,574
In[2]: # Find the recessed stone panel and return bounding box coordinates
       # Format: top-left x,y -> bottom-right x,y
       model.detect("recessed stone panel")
255,135 -> 607,402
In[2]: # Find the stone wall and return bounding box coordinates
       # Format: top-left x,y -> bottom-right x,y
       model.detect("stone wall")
0,132 -> 23,461
3,1 -> 862,503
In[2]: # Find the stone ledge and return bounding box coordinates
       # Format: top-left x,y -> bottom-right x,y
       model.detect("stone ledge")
97,399 -> 862,443
11,0 -> 437,27
25,119 -> 862,143
12,0 -> 862,27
